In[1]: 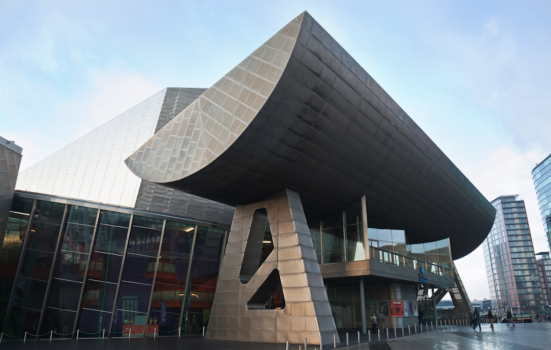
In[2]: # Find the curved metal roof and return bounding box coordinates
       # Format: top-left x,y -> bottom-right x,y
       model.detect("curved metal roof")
126,12 -> 495,259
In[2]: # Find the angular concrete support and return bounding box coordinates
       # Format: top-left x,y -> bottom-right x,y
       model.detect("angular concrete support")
206,189 -> 339,345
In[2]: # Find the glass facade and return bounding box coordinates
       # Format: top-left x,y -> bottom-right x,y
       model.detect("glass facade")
0,193 -> 228,338
532,154 -> 551,252
536,252 -> 551,316
483,196 -> 543,314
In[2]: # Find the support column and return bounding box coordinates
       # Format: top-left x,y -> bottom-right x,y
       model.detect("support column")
361,196 -> 369,260
360,278 -> 367,334
432,288 -> 437,323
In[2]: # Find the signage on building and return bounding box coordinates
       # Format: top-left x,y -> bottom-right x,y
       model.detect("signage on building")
419,267 -> 427,282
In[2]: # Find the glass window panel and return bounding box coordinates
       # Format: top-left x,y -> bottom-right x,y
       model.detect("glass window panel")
81,280 -> 117,312
48,279 -> 82,311
6,307 -> 41,335
345,201 -> 362,226
27,222 -> 61,252
126,226 -> 162,257
99,211 -> 131,228
95,224 -> 128,255
410,243 -> 425,254
154,256 -> 189,286
391,230 -> 406,244
190,257 -> 220,283
12,277 -> 47,310
120,254 -> 157,285
322,213 -> 343,229
424,242 -> 437,255
436,239 -> 450,255
67,205 -> 98,226
78,309 -> 111,336
10,196 -> 34,215
116,282 -> 152,313
132,216 -> 163,230
20,249 -> 54,281
322,226 -> 344,263
377,229 -> 392,242
378,240 -> 394,252
112,310 -> 147,336
368,228 -> 378,240
160,221 -> 195,259
148,310 -> 180,335
41,307 -> 76,338
308,222 -> 322,264
33,201 -> 65,225
0,278 -> 15,312
87,252 -> 123,284
192,226 -> 225,261
150,283 -> 185,314
0,211 -> 30,271
394,242 -> 407,256
54,252 -> 87,282
62,223 -> 95,254
345,224 -> 365,261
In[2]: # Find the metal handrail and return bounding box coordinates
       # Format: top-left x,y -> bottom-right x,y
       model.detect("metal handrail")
370,247 -> 452,277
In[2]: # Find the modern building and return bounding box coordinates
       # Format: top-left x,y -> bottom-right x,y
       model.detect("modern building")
532,155 -> 551,251
0,11 -> 495,346
483,195 -> 543,315
0,136 -> 22,249
536,252 -> 551,316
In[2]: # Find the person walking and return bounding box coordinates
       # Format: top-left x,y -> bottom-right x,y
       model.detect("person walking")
418,309 -> 424,325
371,312 -> 377,333
377,311 -> 385,331
472,307 -> 481,330
506,309 -> 515,327
487,307 -> 494,329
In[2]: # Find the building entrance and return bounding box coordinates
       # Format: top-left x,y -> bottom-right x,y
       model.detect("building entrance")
332,305 -> 352,329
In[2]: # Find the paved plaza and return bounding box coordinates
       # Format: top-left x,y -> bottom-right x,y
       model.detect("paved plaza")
0,323 -> 549,349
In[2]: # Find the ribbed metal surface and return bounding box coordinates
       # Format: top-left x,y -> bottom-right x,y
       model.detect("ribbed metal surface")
126,11 -> 495,259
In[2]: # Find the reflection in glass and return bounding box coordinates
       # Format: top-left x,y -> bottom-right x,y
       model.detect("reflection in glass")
150,283 -> 185,314
6,307 -> 41,335
87,252 -> 123,283
67,205 -> 98,226
160,221 -> 195,259
120,254 -> 157,285
322,226 -> 344,263
112,309 -> 147,336
126,226 -> 162,257
54,251 -> 87,281
20,249 -> 54,280
309,223 -> 322,264
12,277 -> 47,310
95,225 -> 128,255
78,309 -> 111,336
99,211 -> 131,228
62,223 -> 94,254
345,224 -> 365,261
41,307 -> 76,338
116,282 -> 152,314
81,280 -> 117,312
33,201 -> 65,225
48,279 -> 82,311
27,223 -> 61,252
148,310 -> 180,335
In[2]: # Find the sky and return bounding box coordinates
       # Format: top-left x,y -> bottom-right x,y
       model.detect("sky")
1,0 -> 551,300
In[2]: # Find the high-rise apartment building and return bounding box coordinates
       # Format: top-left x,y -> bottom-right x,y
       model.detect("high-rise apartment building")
483,195 -> 543,314
532,155 -> 551,251
536,252 -> 551,315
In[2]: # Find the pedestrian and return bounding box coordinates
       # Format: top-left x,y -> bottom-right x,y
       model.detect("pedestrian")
377,311 -> 385,331
506,309 -> 515,327
371,312 -> 377,333
487,307 -> 494,329
418,309 -> 424,325
472,307 -> 481,330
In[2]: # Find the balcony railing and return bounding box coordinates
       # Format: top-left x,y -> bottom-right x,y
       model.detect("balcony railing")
370,247 -> 452,277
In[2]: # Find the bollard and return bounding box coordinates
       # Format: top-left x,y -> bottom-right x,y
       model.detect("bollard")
154,328 -> 157,338
426,323 -> 428,332
402,326 -> 404,337
378,329 -> 380,341
128,329 -> 131,340
415,324 -> 417,334
24,332 -> 27,342
1,332 -> 3,343
103,329 -> 105,339
320,332 -> 323,350
286,340 -> 289,350
346,332 -> 348,346
50,330 -> 53,341
305,337 -> 307,350
431,322 -> 433,331
368,330 -> 371,342
408,325 -> 410,335
358,331 -> 360,344
203,326 -> 205,337
420,323 -> 423,333
299,346 -> 302,350
77,330 -> 79,340
394,327 -> 396,338
179,327 -> 181,337
334,334 -> 336,349
386,328 -> 388,339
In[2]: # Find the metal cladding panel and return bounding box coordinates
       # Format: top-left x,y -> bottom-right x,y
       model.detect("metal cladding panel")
206,189 -> 339,345
0,139 -> 22,248
126,11 -> 496,259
